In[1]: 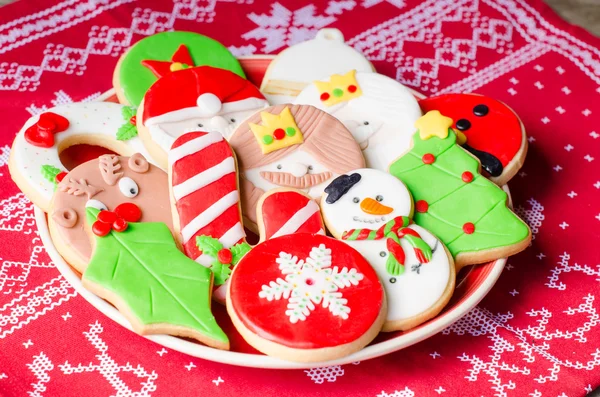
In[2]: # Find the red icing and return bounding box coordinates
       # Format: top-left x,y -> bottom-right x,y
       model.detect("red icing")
415,200 -> 429,213
24,112 -> 70,148
93,203 -> 141,236
55,172 -> 67,183
92,220 -> 111,237
129,115 -> 137,125
320,92 -> 330,101
97,210 -> 117,224
348,85 -> 357,93
422,153 -> 435,164
229,234 -> 384,349
273,128 -> 286,140
463,222 -> 475,234
260,191 -> 324,240
462,171 -> 474,183
141,44 -> 195,78
114,202 -> 142,222
217,249 -> 232,264
112,218 -> 128,233
419,94 -> 523,167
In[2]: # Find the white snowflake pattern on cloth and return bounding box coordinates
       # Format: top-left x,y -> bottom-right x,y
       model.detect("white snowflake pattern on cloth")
258,244 -> 364,323
514,198 -> 545,240
304,365 -> 345,384
377,387 -> 415,397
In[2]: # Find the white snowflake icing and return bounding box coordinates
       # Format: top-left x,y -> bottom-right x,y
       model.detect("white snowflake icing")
258,244 -> 364,323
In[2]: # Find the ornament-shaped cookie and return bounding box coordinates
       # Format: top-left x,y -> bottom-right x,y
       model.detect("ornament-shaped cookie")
227,189 -> 385,363
321,168 -> 455,331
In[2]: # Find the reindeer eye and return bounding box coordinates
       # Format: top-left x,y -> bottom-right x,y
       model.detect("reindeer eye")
376,195 -> 383,202
353,197 -> 360,203
119,177 -> 139,198
85,199 -> 107,211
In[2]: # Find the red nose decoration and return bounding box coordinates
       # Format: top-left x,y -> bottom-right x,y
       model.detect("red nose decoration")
24,112 -> 70,148
92,203 -> 142,237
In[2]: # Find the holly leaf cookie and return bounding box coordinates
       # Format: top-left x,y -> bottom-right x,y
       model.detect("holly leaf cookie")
82,207 -> 228,349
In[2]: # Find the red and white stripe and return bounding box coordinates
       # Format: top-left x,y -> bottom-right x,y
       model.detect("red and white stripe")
169,131 -> 245,263
260,191 -> 325,240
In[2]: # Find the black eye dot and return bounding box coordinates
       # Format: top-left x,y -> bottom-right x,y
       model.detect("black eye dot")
308,165 -> 313,171
353,197 -> 360,203
130,188 -> 136,194
197,123 -> 204,128
277,164 -> 282,170
456,119 -> 472,131
230,118 -> 236,123
376,195 -> 383,202
390,277 -> 397,284
379,251 -> 387,257
473,104 -> 489,117
363,121 -> 370,125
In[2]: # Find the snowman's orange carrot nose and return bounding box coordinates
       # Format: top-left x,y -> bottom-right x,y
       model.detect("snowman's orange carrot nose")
360,197 -> 393,215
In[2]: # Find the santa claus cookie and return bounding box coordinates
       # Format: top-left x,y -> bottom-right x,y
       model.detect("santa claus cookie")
228,104 -> 365,231
9,102 -> 154,212
295,70 -> 422,170
419,94 -> 527,185
227,207 -> 385,362
137,66 -> 269,169
49,154 -> 174,273
389,111 -> 531,269
261,29 -> 374,105
113,31 -> 245,106
321,168 -> 455,331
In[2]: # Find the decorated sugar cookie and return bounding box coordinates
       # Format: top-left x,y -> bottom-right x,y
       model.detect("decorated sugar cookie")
261,29 -> 374,104
9,102 -> 154,212
321,168 -> 455,331
49,154 -> 173,273
228,104 -> 365,230
113,31 -> 245,106
83,205 -> 228,349
137,66 -> 269,169
389,111 -> 531,268
227,228 -> 385,362
295,70 -> 422,170
419,93 -> 527,185
168,131 -> 249,302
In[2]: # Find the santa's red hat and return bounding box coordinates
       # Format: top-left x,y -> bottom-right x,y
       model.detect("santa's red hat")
143,66 -> 268,126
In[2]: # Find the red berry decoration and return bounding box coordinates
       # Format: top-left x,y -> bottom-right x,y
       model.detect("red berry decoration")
129,115 -> 137,125
422,153 -> 435,164
112,217 -> 128,233
97,210 -> 117,224
463,222 -> 475,234
92,220 -> 112,237
55,172 -> 67,183
415,200 -> 429,213
114,202 -> 142,222
462,171 -> 474,183
273,128 -> 286,140
347,85 -> 357,93
320,92 -> 330,101
217,248 -> 233,265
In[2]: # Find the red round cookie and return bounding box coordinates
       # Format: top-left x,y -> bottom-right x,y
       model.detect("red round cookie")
228,234 -> 384,358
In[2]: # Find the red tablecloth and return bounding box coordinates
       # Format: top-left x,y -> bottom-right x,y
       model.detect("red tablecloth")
1,0 -> 600,396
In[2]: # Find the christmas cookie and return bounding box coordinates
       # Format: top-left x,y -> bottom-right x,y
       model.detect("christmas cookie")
389,111 -> 532,269
168,131 -> 249,303
9,102 -> 154,212
228,104 -> 365,231
227,233 -> 386,362
321,168 -> 455,331
82,205 -> 228,349
295,70 -> 422,170
261,29 -> 374,105
113,31 -> 245,106
137,66 -> 269,169
49,154 -> 173,273
419,94 -> 527,185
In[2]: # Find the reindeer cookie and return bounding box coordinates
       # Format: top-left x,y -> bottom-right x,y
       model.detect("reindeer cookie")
227,189 -> 385,363
321,168 -> 455,332
49,154 -> 173,273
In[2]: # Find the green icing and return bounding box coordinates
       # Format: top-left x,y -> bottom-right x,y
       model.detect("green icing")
40,164 -> 61,184
285,127 -> 296,137
118,31 -> 245,106
116,106 -> 138,141
262,135 -> 274,144
389,129 -> 530,258
333,88 -> 344,97
83,208 -> 228,344
196,235 -> 251,286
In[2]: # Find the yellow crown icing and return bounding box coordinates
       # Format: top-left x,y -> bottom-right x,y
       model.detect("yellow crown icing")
249,107 -> 304,154
314,70 -> 362,107
415,110 -> 454,140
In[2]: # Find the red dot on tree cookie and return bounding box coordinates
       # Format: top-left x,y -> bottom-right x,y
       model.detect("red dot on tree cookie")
415,200 -> 429,213
348,85 -> 357,93
422,153 -> 435,164
462,171 -> 474,183
217,248 -> 232,264
463,222 -> 475,234
320,92 -> 330,101
273,128 -> 286,140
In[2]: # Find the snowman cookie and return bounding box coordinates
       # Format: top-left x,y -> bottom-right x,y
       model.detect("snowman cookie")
419,93 -> 527,185
321,168 -> 455,331
228,104 -> 365,231
9,102 -> 154,212
137,66 -> 269,169
227,189 -> 385,362
261,29 -> 374,105
295,70 -> 422,170
113,31 -> 245,106
49,154 -> 174,273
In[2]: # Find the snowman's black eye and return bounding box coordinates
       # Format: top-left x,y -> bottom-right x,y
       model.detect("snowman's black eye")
473,104 -> 489,117
379,251 -> 387,257
389,277 -> 397,283
197,123 -> 204,128
376,195 -> 383,202
363,121 -> 370,125
353,197 -> 360,203
230,118 -> 236,123
456,119 -> 471,131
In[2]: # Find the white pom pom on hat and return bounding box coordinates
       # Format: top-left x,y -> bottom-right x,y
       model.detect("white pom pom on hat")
196,93 -> 222,116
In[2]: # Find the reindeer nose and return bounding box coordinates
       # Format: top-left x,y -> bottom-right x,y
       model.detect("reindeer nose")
360,197 -> 393,215
210,115 -> 229,131
287,162 -> 308,178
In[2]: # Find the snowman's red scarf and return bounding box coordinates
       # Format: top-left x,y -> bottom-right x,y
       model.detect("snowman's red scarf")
342,216 -> 432,275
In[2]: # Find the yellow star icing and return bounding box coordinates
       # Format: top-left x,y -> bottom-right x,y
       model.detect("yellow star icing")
415,110 -> 454,140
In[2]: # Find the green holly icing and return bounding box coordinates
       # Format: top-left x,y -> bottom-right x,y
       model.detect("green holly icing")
40,164 -> 61,184
196,236 -> 251,286
83,208 -> 228,345
116,106 -> 138,141
118,31 -> 245,106
389,129 -> 530,258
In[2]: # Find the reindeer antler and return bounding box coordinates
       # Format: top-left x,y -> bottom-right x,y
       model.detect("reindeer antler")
99,154 -> 124,185
58,178 -> 103,199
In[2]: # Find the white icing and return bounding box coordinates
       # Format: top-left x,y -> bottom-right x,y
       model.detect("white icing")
294,72 -> 422,170
271,199 -> 321,238
85,199 -> 107,211
244,149 -> 335,199
172,157 -> 235,200
262,28 -> 373,104
180,190 -> 239,244
118,177 -> 139,198
168,132 -> 223,165
11,102 -> 154,208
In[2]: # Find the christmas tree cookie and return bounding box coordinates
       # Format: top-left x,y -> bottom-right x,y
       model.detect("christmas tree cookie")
389,111 -> 531,268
